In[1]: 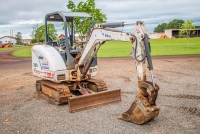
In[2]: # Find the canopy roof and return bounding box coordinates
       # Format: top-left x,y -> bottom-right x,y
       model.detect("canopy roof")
45,11 -> 92,22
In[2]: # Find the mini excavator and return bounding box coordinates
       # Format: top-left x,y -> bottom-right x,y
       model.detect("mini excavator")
32,11 -> 159,124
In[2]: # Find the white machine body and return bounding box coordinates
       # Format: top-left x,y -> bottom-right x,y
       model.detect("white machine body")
32,45 -> 98,82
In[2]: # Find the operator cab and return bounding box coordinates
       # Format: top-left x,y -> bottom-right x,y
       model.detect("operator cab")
45,11 -> 96,69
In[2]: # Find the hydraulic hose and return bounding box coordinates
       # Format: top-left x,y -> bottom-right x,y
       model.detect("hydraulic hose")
133,34 -> 155,87
132,34 -> 146,62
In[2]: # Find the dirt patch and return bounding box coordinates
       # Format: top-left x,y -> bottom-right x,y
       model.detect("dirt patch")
118,75 -> 132,82
0,70 -> 38,91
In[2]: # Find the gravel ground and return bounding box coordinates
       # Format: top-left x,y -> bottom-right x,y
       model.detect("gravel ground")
0,56 -> 200,134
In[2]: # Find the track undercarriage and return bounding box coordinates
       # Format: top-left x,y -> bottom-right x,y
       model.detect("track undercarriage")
36,79 -> 121,112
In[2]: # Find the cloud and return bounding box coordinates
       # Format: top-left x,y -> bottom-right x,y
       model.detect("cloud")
0,0 -> 200,38
0,0 -> 69,38
96,0 -> 200,32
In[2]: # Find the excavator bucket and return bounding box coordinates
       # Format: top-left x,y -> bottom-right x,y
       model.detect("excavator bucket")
68,89 -> 121,112
119,81 -> 160,124
118,99 -> 159,124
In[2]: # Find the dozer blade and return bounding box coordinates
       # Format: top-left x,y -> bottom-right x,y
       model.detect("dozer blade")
68,89 -> 121,112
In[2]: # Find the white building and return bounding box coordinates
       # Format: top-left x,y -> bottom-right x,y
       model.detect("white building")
165,29 -> 200,38
149,33 -> 164,39
0,36 -> 17,45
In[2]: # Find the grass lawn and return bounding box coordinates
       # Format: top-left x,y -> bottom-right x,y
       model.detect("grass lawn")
98,38 -> 200,57
11,47 -> 32,58
8,38 -> 200,58
150,38 -> 200,56
98,41 -> 131,57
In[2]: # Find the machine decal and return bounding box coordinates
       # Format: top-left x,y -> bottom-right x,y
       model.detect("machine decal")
45,72 -> 54,78
41,66 -> 49,70
101,31 -> 111,38
105,34 -> 111,38
38,55 -> 44,60
35,70 -> 54,78
33,63 -> 38,67
38,55 -> 49,70
42,61 -> 49,65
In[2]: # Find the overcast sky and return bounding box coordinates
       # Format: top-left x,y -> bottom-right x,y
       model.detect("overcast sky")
0,0 -> 199,39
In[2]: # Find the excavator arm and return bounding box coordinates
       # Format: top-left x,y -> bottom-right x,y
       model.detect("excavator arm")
76,21 -> 160,124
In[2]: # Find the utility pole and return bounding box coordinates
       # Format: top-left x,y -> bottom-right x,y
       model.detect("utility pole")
178,23 -> 181,38
12,30 -> 13,45
10,30 -> 11,44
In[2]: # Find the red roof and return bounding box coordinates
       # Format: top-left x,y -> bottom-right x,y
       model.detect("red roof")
58,34 -> 65,39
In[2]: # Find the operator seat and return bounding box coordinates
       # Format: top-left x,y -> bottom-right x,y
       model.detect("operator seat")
70,47 -> 80,58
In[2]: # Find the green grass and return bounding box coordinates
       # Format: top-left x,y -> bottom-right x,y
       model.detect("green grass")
98,38 -> 200,57
98,41 -> 131,57
8,38 -> 200,58
12,47 -> 32,58
150,38 -> 200,56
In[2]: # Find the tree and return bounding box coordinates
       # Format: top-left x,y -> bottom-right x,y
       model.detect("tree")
195,25 -> 200,28
165,19 -> 184,29
154,19 -> 184,32
179,20 -> 196,38
31,38 -> 37,44
31,24 -> 41,43
30,24 -> 39,39
179,20 -> 196,46
67,0 -> 107,41
31,23 -> 58,43
47,24 -> 58,41
154,23 -> 167,32
15,32 -> 22,44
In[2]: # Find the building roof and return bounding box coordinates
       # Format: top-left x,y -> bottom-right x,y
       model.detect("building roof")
0,36 -> 16,39
165,28 -> 200,31
58,34 -> 65,39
